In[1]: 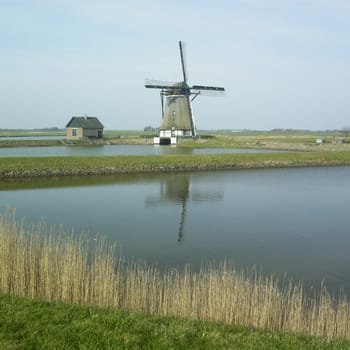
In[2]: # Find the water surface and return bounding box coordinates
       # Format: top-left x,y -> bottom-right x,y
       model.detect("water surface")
0,135 -> 64,141
1,166 -> 350,295
0,144 -> 276,157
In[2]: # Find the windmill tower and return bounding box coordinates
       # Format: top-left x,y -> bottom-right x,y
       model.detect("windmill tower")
145,41 -> 225,145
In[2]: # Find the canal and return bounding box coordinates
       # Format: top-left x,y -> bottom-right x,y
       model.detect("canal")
0,144 -> 279,157
1,166 -> 350,295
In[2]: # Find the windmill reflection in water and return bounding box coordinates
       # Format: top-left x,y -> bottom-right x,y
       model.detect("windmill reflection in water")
145,174 -> 223,243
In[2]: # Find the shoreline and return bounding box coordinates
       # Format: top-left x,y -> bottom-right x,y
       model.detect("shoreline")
2,159 -> 350,179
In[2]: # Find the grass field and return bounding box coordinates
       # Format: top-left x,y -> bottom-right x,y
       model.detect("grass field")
1,294 -> 349,350
1,129 -> 350,150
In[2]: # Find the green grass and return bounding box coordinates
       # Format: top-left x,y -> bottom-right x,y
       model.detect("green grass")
1,294 -> 349,350
1,152 -> 350,174
140,130 -> 350,148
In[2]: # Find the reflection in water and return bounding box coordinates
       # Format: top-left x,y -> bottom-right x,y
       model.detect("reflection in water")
145,174 -> 223,243
0,173 -> 154,191
3,167 -> 350,296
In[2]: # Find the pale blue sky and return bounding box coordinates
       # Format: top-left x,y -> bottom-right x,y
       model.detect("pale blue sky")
1,0 -> 349,130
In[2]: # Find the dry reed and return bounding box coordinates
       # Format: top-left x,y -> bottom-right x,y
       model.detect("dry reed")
1,210 -> 350,339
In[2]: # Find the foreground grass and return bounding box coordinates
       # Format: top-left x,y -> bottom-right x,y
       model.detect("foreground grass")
1,295 -> 349,350
2,151 -> 350,178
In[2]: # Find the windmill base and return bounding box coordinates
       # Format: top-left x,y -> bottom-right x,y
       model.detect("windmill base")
153,137 -> 177,145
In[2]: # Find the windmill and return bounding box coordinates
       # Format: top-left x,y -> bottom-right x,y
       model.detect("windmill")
145,41 -> 225,144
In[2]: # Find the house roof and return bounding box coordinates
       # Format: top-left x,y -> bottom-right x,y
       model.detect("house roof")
66,116 -> 104,129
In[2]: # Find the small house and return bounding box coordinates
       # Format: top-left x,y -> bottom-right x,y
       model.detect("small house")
66,116 -> 104,140
316,137 -> 326,144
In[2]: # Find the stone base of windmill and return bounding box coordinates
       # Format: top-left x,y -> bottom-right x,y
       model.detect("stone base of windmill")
153,130 -> 177,145
153,136 -> 177,145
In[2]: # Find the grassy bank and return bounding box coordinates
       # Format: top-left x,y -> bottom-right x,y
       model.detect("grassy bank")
1,211 -> 350,343
1,295 -> 349,350
0,139 -> 63,147
1,152 -> 350,178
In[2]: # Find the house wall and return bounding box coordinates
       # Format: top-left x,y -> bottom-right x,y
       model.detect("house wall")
66,127 -> 83,140
66,127 -> 103,140
83,128 -> 103,138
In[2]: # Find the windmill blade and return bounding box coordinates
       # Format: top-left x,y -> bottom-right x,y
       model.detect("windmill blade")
185,95 -> 196,136
191,89 -> 225,98
191,85 -> 225,98
145,79 -> 178,89
179,41 -> 188,84
145,84 -> 177,90
191,85 -> 225,92
160,91 -> 164,118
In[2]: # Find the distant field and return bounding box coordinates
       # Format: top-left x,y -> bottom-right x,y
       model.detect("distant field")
1,129 -> 350,150
1,128 -> 350,178
0,129 -> 65,137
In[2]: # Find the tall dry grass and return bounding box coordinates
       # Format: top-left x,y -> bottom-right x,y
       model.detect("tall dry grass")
1,210 -> 350,339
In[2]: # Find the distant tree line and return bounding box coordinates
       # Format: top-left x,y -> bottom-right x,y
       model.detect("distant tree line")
0,127 -> 64,132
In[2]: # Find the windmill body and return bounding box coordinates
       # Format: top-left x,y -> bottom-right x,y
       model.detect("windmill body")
145,41 -> 224,145
161,90 -> 193,136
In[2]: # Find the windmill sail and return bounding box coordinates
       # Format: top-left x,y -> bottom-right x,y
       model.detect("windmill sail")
178,41 -> 196,136
179,41 -> 188,85
145,41 -> 225,143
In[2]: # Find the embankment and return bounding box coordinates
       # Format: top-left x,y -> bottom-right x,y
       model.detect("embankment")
1,152 -> 350,178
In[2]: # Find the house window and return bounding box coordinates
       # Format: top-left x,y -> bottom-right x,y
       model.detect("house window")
72,128 -> 78,137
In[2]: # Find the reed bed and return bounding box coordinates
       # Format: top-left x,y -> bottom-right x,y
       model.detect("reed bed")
1,211 -> 350,340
